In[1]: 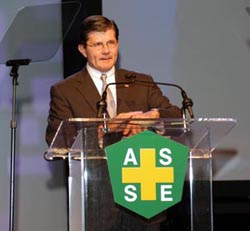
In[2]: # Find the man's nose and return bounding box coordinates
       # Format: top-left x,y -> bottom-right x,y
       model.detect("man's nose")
102,43 -> 110,52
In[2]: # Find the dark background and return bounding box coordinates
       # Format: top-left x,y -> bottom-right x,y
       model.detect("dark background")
62,0 -> 101,77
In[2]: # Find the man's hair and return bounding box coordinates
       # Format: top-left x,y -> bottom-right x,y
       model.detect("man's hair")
79,15 -> 119,46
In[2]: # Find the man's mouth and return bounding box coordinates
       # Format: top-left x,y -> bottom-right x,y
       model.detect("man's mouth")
100,57 -> 111,61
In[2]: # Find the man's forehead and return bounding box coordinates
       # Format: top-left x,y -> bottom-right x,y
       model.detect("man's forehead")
87,29 -> 116,41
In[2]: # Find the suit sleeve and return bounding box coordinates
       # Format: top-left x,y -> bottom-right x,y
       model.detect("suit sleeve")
45,84 -> 74,146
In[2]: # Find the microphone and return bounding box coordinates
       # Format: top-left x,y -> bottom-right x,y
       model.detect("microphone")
6,59 -> 32,78
97,80 -> 134,118
6,59 -> 31,66
125,74 -> 194,119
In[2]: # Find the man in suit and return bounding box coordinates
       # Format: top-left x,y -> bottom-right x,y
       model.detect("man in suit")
45,15 -> 182,231
45,15 -> 181,146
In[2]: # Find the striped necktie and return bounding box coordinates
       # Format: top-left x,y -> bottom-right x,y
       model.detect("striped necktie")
100,74 -> 116,118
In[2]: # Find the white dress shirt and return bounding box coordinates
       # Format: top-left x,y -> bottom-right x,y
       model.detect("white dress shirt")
86,63 -> 117,105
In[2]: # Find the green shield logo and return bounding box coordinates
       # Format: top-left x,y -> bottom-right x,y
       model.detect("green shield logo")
105,130 -> 189,219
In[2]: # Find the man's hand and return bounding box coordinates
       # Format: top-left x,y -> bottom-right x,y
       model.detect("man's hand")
98,111 -> 142,139
98,110 -> 160,139
122,109 -> 160,136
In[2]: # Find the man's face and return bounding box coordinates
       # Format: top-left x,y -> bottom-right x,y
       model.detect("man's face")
78,29 -> 119,73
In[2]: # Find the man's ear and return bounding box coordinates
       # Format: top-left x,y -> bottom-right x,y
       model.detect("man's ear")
78,44 -> 87,58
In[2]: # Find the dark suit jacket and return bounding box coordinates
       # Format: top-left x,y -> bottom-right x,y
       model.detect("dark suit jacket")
45,67 -> 182,229
45,67 -> 182,145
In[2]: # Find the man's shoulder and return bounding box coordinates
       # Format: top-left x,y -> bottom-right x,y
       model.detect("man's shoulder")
53,68 -> 87,87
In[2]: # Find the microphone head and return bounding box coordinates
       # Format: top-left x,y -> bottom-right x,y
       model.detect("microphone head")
96,99 -> 107,118
101,90 -> 107,100
6,59 -> 31,66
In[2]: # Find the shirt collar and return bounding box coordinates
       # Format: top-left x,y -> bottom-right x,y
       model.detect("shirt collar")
86,63 -> 115,79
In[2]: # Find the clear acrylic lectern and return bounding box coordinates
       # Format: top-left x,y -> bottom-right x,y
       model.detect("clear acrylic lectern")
45,118 -> 236,231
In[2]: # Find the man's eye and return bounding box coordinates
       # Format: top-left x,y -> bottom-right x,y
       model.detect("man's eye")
108,41 -> 115,45
94,42 -> 103,48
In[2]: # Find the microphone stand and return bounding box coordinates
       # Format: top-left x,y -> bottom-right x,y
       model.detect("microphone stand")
6,58 -> 31,231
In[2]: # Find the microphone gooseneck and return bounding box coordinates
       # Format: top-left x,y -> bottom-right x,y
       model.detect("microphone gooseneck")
125,74 -> 194,119
96,81 -> 133,118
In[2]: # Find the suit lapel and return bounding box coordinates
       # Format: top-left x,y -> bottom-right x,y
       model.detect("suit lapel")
115,69 -> 134,113
74,68 -> 101,114
72,68 -> 136,116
